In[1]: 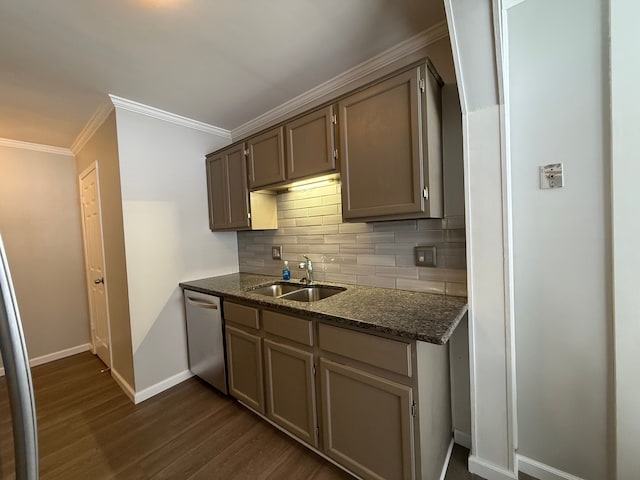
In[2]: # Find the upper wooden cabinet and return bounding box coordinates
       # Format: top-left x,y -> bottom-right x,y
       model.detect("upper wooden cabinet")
206,58 -> 444,228
339,63 -> 443,222
247,127 -> 286,189
206,144 -> 250,231
206,145 -> 277,231
285,105 -> 337,181
247,108 -> 338,189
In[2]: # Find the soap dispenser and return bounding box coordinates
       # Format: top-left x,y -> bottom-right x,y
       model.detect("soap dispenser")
282,261 -> 290,280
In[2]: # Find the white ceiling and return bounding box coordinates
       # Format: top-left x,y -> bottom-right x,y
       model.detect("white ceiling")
0,0 -> 445,148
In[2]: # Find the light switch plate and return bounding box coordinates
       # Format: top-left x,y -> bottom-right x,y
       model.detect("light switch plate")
414,246 -> 437,267
540,163 -> 564,189
271,246 -> 282,260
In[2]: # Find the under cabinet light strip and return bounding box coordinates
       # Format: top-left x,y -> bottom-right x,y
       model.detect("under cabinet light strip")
288,179 -> 335,192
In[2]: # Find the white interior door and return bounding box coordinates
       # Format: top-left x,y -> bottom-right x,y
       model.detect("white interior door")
79,163 -> 111,367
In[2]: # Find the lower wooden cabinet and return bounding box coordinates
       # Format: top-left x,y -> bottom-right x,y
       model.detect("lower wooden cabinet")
320,358 -> 415,480
222,301 -> 451,480
225,324 -> 265,413
264,339 -> 318,447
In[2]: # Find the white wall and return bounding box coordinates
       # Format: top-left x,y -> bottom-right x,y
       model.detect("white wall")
611,1 -> 640,478
508,0 -> 609,478
0,144 -> 90,365
76,110 -> 137,388
113,110 -> 238,392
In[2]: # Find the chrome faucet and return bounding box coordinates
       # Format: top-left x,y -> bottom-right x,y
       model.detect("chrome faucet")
298,255 -> 314,284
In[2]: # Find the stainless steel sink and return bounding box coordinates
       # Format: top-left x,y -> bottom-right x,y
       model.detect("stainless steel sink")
249,282 -> 302,297
280,285 -> 346,302
248,282 -> 346,302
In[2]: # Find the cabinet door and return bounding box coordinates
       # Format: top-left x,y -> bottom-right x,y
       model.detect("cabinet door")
206,153 -> 230,229
339,68 -> 424,220
264,339 -> 318,447
206,144 -> 250,231
247,127 -> 286,189
226,325 -> 265,413
320,358 -> 415,480
421,64 -> 444,218
285,105 -> 336,181
225,144 -> 251,229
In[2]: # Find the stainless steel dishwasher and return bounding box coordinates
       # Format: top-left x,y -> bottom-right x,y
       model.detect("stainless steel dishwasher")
183,289 -> 228,394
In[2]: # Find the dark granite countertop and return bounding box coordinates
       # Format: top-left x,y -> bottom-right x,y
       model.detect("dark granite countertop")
180,273 -> 468,345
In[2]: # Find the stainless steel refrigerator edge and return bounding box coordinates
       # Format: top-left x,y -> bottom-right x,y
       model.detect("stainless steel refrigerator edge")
183,289 -> 228,394
0,233 -> 39,480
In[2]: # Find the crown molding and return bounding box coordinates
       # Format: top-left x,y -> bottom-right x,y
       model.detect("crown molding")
70,96 -> 114,155
0,137 -> 74,157
108,95 -> 231,139
231,21 -> 449,139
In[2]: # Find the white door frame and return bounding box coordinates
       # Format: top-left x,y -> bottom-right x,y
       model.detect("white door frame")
78,161 -> 113,368
444,0 -> 518,478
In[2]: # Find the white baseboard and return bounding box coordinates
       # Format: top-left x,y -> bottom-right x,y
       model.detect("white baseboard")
518,455 -> 584,480
454,429 -> 472,449
110,367 -> 136,403
133,369 -> 193,404
468,455 -> 518,480
439,438 -> 455,480
0,343 -> 91,377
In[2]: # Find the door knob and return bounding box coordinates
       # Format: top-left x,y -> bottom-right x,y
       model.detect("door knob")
94,278 -> 104,284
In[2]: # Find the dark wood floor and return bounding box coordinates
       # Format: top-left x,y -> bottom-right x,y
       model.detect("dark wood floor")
0,352 -> 500,480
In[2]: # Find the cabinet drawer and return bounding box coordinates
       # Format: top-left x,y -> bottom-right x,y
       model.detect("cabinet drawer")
318,323 -> 412,377
224,302 -> 259,330
263,310 -> 313,347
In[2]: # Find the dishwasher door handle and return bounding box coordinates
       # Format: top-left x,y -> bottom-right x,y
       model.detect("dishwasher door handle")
186,296 -> 219,309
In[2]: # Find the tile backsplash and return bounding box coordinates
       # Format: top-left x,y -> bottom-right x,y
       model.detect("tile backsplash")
238,182 -> 467,296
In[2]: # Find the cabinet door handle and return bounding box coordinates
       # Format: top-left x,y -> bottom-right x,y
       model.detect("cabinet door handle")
186,297 -> 218,309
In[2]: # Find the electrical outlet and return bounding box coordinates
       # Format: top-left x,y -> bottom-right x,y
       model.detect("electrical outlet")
414,246 -> 437,267
271,246 -> 282,260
